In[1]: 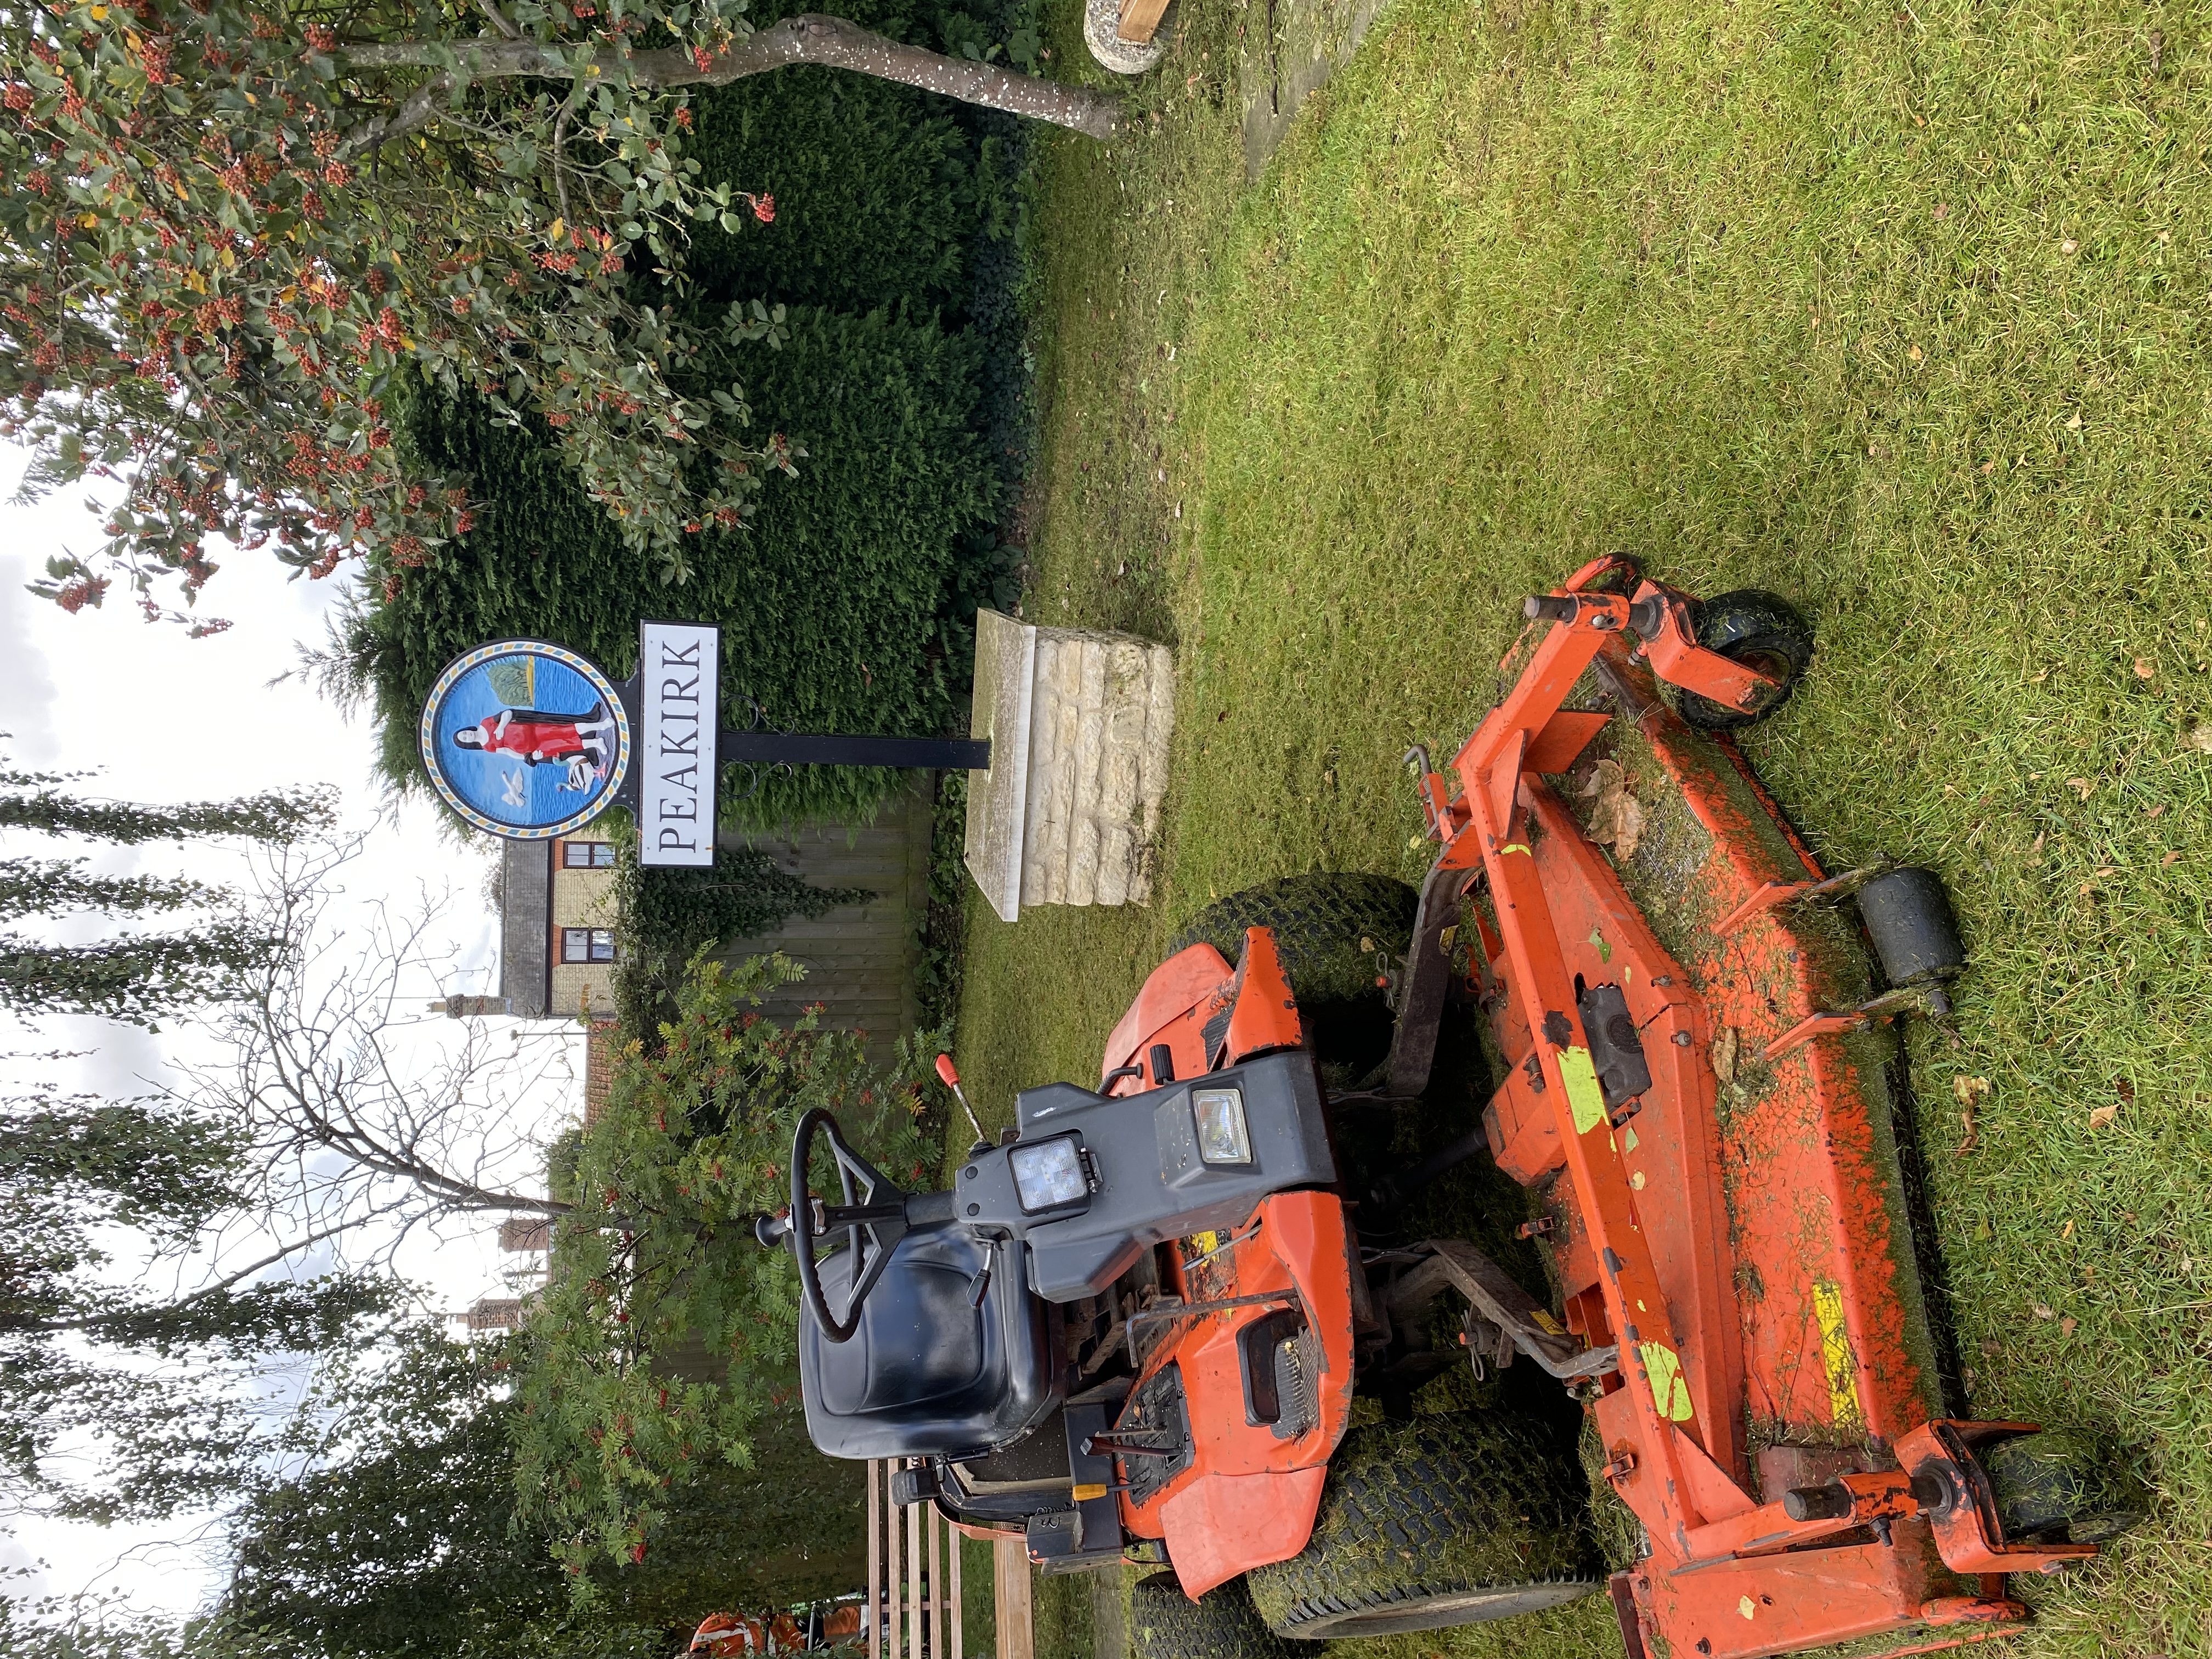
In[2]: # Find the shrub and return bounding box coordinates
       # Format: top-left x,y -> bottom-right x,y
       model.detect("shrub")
682,69 -> 981,318
512,953 -> 935,1579
610,838 -> 874,1037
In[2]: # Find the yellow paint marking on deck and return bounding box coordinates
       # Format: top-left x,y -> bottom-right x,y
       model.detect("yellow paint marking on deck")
1638,1340 -> 1696,1423
1814,1279 -> 1865,1429
1560,1046 -> 1609,1134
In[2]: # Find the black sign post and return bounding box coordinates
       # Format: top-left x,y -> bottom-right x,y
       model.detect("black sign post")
714,730 -> 992,770
622,620 -> 990,868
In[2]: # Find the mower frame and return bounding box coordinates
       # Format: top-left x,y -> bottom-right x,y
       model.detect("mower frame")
1403,554 -> 2090,1657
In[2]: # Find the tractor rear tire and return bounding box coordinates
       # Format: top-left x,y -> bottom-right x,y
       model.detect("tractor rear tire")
1171,873 -> 1417,1087
1130,1571 -> 1294,1659
1245,1409 -> 1604,1640
1676,589 -> 1815,731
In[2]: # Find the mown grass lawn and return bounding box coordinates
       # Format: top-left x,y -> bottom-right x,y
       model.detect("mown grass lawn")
957,0 -> 2212,1651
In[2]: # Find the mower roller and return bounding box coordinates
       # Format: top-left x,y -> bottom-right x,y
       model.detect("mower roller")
766,555 -> 2134,1658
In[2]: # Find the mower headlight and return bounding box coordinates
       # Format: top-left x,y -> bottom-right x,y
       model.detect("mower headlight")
1192,1087 -> 1251,1165
1009,1135 -> 1088,1212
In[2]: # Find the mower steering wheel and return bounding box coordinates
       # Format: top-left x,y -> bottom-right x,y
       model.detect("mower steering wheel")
789,1108 -> 910,1344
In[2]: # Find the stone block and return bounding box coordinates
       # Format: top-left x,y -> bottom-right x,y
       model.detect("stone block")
963,610 -> 1175,924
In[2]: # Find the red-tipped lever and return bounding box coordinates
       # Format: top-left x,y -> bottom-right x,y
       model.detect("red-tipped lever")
935,1053 -> 986,1145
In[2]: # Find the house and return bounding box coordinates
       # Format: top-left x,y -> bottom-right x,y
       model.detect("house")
498,832 -> 622,1019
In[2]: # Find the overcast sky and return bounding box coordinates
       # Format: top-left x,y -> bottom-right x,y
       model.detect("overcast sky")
0,445 -> 581,1620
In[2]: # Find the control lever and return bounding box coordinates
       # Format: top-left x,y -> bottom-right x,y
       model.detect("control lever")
935,1053 -> 989,1149
753,1209 -> 792,1249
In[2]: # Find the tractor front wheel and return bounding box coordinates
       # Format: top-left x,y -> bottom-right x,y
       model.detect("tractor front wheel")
1129,1571 -> 1293,1659
1245,1409 -> 1604,1640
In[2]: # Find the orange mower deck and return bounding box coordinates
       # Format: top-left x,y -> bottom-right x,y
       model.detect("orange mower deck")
1418,556 -> 2087,1657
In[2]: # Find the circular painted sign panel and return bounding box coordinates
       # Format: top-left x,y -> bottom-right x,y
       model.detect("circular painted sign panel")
418,641 -> 631,839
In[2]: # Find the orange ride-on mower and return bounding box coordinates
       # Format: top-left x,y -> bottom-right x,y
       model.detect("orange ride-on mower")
764,555 -> 2139,1658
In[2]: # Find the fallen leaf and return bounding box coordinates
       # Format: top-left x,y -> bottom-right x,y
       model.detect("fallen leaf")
2028,667 -> 2051,684
1908,343 -> 1924,363
2061,238 -> 2080,254
2088,1103 -> 2119,1130
2163,849 -> 2184,867
2135,657 -> 2157,679
2033,1304 -> 2056,1319
2067,777 -> 2095,799
2147,804 -> 2168,818
2066,410 -> 2084,431
2026,831 -> 2047,865
2059,1316 -> 2079,1338
2061,1218 -> 2074,1239
1579,758 -> 1625,799
1359,936 -> 1375,953
1596,792 -> 1646,859
1953,1075 -> 1991,1106
1933,202 -> 1950,220
2187,722 -> 2212,754
1980,459 -> 1996,474
1956,1109 -> 1978,1154
1712,1026 -> 1741,1085
2115,1076 -> 2137,1104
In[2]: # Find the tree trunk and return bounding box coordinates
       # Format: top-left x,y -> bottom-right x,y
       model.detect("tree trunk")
346,14 -> 1125,142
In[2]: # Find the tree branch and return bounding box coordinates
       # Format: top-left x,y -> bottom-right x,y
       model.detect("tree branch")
4,1209 -> 391,1336
341,14 -> 1125,143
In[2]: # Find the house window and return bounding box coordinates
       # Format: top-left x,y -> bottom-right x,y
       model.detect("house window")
561,928 -> 616,964
563,842 -> 617,868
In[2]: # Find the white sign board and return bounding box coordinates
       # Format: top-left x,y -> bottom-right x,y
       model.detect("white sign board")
637,621 -> 720,867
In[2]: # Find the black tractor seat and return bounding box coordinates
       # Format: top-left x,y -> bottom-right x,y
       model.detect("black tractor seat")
798,1223 -> 1059,1461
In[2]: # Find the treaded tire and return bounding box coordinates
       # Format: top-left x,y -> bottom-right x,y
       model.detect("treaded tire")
1130,1571 -> 1294,1659
1245,1410 -> 1603,1641
1171,873 -> 1418,1088
1676,588 -> 1814,731
1170,873 -> 1417,1008
1983,1427 -> 2146,1547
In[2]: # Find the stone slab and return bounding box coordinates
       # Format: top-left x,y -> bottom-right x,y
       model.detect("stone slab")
965,608 -> 1038,924
1239,0 -> 1398,179
964,611 -> 1176,924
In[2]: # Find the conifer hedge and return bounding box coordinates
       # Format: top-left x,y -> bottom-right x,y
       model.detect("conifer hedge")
351,54 -> 1028,829
359,304 -> 997,826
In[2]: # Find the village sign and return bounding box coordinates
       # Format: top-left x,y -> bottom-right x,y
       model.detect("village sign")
419,622 -> 990,867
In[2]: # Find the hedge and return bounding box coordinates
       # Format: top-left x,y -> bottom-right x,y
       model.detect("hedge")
357,303 -> 996,828
681,68 -> 986,318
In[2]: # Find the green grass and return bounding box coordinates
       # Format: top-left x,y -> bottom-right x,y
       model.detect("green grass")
956,0 -> 2212,1651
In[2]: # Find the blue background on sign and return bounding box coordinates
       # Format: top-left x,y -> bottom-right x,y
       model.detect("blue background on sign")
431,653 -> 617,828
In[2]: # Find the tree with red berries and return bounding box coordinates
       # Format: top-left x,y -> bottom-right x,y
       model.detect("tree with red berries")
1,1 -> 1122,627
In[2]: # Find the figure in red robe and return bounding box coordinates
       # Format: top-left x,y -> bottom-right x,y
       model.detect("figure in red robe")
452,706 -> 616,767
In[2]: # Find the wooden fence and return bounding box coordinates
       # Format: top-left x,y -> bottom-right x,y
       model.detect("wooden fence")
865,1460 -> 1031,1659
712,776 -> 935,1064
